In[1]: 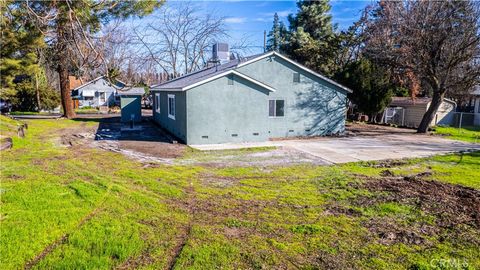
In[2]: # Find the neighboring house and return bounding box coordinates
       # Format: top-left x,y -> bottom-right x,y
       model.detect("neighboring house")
150,44 -> 351,145
383,97 -> 456,128
71,76 -> 126,108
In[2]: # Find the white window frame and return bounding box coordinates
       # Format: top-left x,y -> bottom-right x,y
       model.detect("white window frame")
268,99 -> 285,118
155,93 -> 160,113
168,94 -> 176,120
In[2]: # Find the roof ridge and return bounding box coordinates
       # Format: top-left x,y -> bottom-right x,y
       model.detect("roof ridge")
153,60 -> 242,87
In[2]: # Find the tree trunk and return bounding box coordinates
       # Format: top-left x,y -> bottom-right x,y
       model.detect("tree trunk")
417,90 -> 444,133
56,19 -> 75,119
58,62 -> 75,118
35,73 -> 41,111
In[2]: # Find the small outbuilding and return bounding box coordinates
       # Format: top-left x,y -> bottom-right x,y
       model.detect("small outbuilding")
383,97 -> 456,128
119,87 -> 145,123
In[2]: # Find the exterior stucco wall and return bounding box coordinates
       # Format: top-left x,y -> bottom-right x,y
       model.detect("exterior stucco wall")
152,91 -> 187,142
78,78 -> 117,107
185,56 -> 348,145
120,95 -> 142,122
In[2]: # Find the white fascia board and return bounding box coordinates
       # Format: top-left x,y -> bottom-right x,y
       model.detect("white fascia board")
150,88 -> 183,92
237,51 -> 275,67
182,70 -> 276,92
238,51 -> 353,93
73,76 -> 105,91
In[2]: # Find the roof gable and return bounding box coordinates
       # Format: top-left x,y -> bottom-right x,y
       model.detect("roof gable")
152,69 -> 276,92
238,52 -> 352,93
73,76 -> 126,91
150,51 -> 351,94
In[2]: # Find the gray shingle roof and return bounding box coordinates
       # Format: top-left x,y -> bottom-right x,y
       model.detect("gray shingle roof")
117,87 -> 145,95
390,97 -> 456,107
151,53 -> 265,90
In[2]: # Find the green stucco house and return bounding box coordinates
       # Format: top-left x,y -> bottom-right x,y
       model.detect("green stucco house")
150,48 -> 351,145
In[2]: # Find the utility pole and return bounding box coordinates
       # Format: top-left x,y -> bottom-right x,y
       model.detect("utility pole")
263,30 -> 266,52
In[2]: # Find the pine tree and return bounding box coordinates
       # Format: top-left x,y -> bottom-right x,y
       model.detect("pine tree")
267,13 -> 288,52
283,0 -> 340,76
335,58 -> 395,119
288,0 -> 336,40
0,1 -> 44,102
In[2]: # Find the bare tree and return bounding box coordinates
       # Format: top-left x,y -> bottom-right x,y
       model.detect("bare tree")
133,3 -> 227,77
365,0 -> 480,133
23,0 -> 162,118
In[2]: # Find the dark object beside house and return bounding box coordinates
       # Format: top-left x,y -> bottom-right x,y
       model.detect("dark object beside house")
119,87 -> 145,123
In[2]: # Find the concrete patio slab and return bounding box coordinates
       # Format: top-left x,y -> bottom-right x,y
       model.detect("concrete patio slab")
191,134 -> 480,164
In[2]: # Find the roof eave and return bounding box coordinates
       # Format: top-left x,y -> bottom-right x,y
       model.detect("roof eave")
150,87 -> 183,92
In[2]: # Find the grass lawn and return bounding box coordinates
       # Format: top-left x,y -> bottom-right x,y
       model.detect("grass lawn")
1,119 -> 479,269
434,125 -> 480,143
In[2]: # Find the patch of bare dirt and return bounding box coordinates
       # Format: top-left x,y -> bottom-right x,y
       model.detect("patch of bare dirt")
55,119 -> 185,163
119,140 -> 185,159
367,159 -> 409,168
341,172 -> 480,246
360,174 -> 480,228
365,218 -> 439,246
346,122 -> 416,137
115,249 -> 155,270
57,123 -> 97,147
182,147 -> 328,168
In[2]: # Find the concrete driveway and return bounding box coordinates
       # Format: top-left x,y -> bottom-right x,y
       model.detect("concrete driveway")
191,134 -> 480,164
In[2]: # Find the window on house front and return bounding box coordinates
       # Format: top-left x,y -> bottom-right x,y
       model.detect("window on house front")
168,94 -> 175,120
155,93 -> 160,113
269,99 -> 285,117
293,72 -> 300,83
99,92 -> 106,103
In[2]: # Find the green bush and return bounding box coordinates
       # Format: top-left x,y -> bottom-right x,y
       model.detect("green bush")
6,80 -> 60,112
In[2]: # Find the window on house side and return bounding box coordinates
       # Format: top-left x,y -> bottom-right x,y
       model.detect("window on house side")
269,99 -> 285,117
168,94 -> 175,120
293,72 -> 300,83
155,93 -> 160,113
228,75 -> 234,85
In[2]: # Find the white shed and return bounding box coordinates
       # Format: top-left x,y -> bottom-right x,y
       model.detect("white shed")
383,97 -> 456,128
